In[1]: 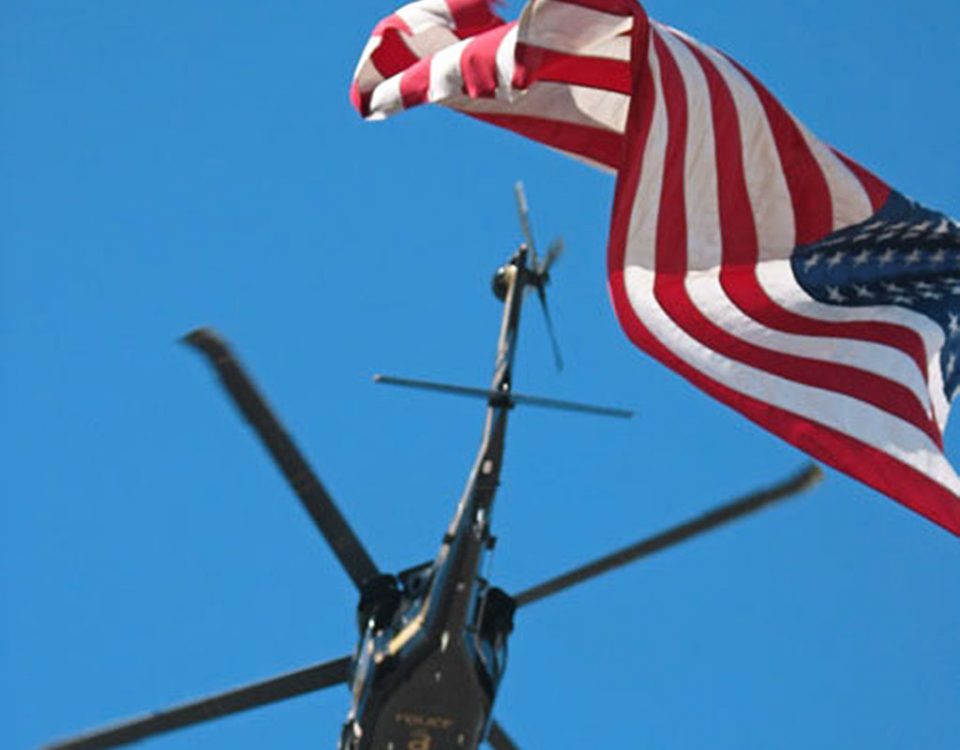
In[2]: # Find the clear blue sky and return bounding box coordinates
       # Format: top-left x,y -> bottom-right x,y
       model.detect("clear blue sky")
3,2 -> 958,749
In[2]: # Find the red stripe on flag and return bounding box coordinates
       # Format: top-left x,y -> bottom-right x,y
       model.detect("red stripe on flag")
649,35 -> 942,448
371,29 -> 421,81
447,0 -> 504,39
372,13 -> 413,37
610,279 -> 960,535
461,23 -> 514,98
832,149 -> 891,213
400,58 -> 433,110
608,22 -> 655,270
679,38 -> 934,414
553,0 -> 639,15
514,43 -> 632,94
725,57 -> 833,247
466,112 -> 624,170
349,81 -> 373,118
608,38 -> 960,537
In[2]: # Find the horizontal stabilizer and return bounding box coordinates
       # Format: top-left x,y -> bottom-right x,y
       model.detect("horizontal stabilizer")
373,374 -> 633,419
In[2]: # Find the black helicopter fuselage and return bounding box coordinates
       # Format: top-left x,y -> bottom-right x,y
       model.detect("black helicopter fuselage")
41,188 -> 816,750
340,259 -> 528,750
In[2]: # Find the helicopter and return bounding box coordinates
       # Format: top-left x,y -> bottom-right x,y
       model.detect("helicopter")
45,185 -> 822,750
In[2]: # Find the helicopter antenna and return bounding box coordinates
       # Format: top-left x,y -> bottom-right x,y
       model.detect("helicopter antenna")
514,181 -> 565,371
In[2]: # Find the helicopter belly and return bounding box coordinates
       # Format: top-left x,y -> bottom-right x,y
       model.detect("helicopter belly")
357,647 -> 491,750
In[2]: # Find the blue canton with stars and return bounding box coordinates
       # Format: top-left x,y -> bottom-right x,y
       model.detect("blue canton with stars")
791,191 -> 960,401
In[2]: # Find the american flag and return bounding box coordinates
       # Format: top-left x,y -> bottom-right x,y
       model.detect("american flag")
352,0 -> 960,537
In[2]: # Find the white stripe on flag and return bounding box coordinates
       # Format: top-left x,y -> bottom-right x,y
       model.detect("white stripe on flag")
519,1 -> 633,58
368,74 -> 405,120
624,265 -> 960,495
655,31 -> 940,422
396,0 -> 456,34
673,27 -> 951,428
428,39 -> 467,103
496,25 -> 519,97
623,32 -> 960,497
794,117 -> 876,233
455,82 -> 629,133
624,35 -> 666,276
353,38 -> 385,91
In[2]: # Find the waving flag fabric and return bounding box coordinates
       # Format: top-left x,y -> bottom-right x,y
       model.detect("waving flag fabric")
352,0 -> 960,536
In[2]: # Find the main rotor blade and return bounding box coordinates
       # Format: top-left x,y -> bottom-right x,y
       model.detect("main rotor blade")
44,656 -> 352,750
487,720 -> 521,750
373,374 -> 633,418
514,464 -> 822,607
184,328 -> 378,589
536,286 -> 564,372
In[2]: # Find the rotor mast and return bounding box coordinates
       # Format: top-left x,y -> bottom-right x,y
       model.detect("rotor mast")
441,183 -> 562,557
490,245 -> 529,397
469,242 -> 536,510
426,243 -> 542,636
